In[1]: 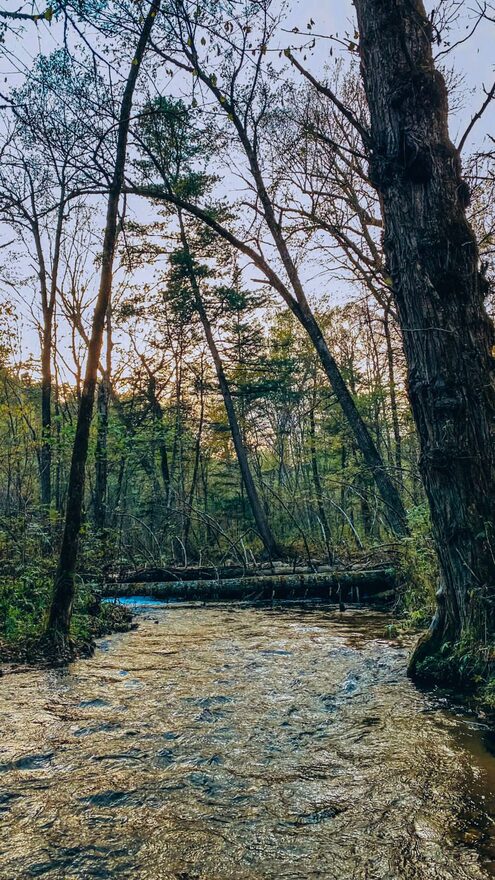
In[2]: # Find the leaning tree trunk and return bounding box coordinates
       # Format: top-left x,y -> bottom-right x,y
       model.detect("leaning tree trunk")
47,0 -> 161,645
228,96 -> 409,540
197,311 -> 280,558
354,0 -> 495,672
130,178 -> 409,539
134,27 -> 409,539
178,216 -> 282,559
301,305 -> 408,537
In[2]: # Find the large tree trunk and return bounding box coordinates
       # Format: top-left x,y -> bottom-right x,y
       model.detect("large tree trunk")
47,0 -> 160,645
178,215 -> 282,559
102,567 -> 396,603
354,0 -> 495,671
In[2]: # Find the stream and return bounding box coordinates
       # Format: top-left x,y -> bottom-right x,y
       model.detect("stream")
1,602 -> 495,879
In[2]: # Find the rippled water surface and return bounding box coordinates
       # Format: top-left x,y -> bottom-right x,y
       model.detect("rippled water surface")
1,603 -> 495,879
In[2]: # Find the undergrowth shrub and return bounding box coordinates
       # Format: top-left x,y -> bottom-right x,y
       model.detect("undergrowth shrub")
397,503 -> 438,628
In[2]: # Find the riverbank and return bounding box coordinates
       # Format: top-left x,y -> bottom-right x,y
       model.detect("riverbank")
0,597 -> 134,668
0,562 -> 396,668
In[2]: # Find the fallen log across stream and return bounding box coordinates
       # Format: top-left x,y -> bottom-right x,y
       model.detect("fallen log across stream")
101,568 -> 396,606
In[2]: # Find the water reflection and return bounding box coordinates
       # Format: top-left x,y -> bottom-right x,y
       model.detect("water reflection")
0,604 -> 494,879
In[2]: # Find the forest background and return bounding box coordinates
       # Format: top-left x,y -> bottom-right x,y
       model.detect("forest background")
0,0 -> 494,688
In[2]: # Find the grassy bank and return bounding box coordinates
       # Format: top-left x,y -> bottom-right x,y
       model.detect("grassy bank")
0,567 -> 133,665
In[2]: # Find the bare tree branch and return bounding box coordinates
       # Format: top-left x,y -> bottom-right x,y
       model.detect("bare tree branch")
457,79 -> 495,154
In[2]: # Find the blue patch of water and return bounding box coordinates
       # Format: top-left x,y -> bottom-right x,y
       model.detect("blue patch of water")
102,596 -> 166,607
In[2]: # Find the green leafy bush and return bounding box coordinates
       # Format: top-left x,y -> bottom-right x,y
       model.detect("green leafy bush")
0,569 -> 50,642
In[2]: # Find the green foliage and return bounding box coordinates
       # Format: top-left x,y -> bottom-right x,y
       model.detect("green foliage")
415,629 -> 495,700
480,676 -> 495,709
0,569 -> 49,642
0,568 -> 130,657
397,504 -> 438,627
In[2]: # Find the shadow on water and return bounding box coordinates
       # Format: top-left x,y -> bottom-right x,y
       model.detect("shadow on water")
1,602 -> 495,879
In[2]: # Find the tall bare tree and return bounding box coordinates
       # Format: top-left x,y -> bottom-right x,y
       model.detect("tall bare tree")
47,0 -> 161,645
129,9 -> 409,537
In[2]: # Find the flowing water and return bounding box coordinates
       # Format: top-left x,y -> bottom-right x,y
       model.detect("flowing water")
1,602 -> 495,880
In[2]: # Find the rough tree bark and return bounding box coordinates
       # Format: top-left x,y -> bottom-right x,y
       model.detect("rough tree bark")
47,0 -> 161,644
354,0 -> 495,672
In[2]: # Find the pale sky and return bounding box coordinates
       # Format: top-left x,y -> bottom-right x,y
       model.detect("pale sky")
1,0 -> 494,376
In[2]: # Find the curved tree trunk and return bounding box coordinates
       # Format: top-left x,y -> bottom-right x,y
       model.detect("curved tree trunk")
47,0 -> 161,645
354,0 -> 495,671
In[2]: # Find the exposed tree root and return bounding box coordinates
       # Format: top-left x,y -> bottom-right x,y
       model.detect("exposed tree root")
407,583 -> 446,679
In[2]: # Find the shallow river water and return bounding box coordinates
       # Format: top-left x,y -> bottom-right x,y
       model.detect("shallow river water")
1,603 -> 495,880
